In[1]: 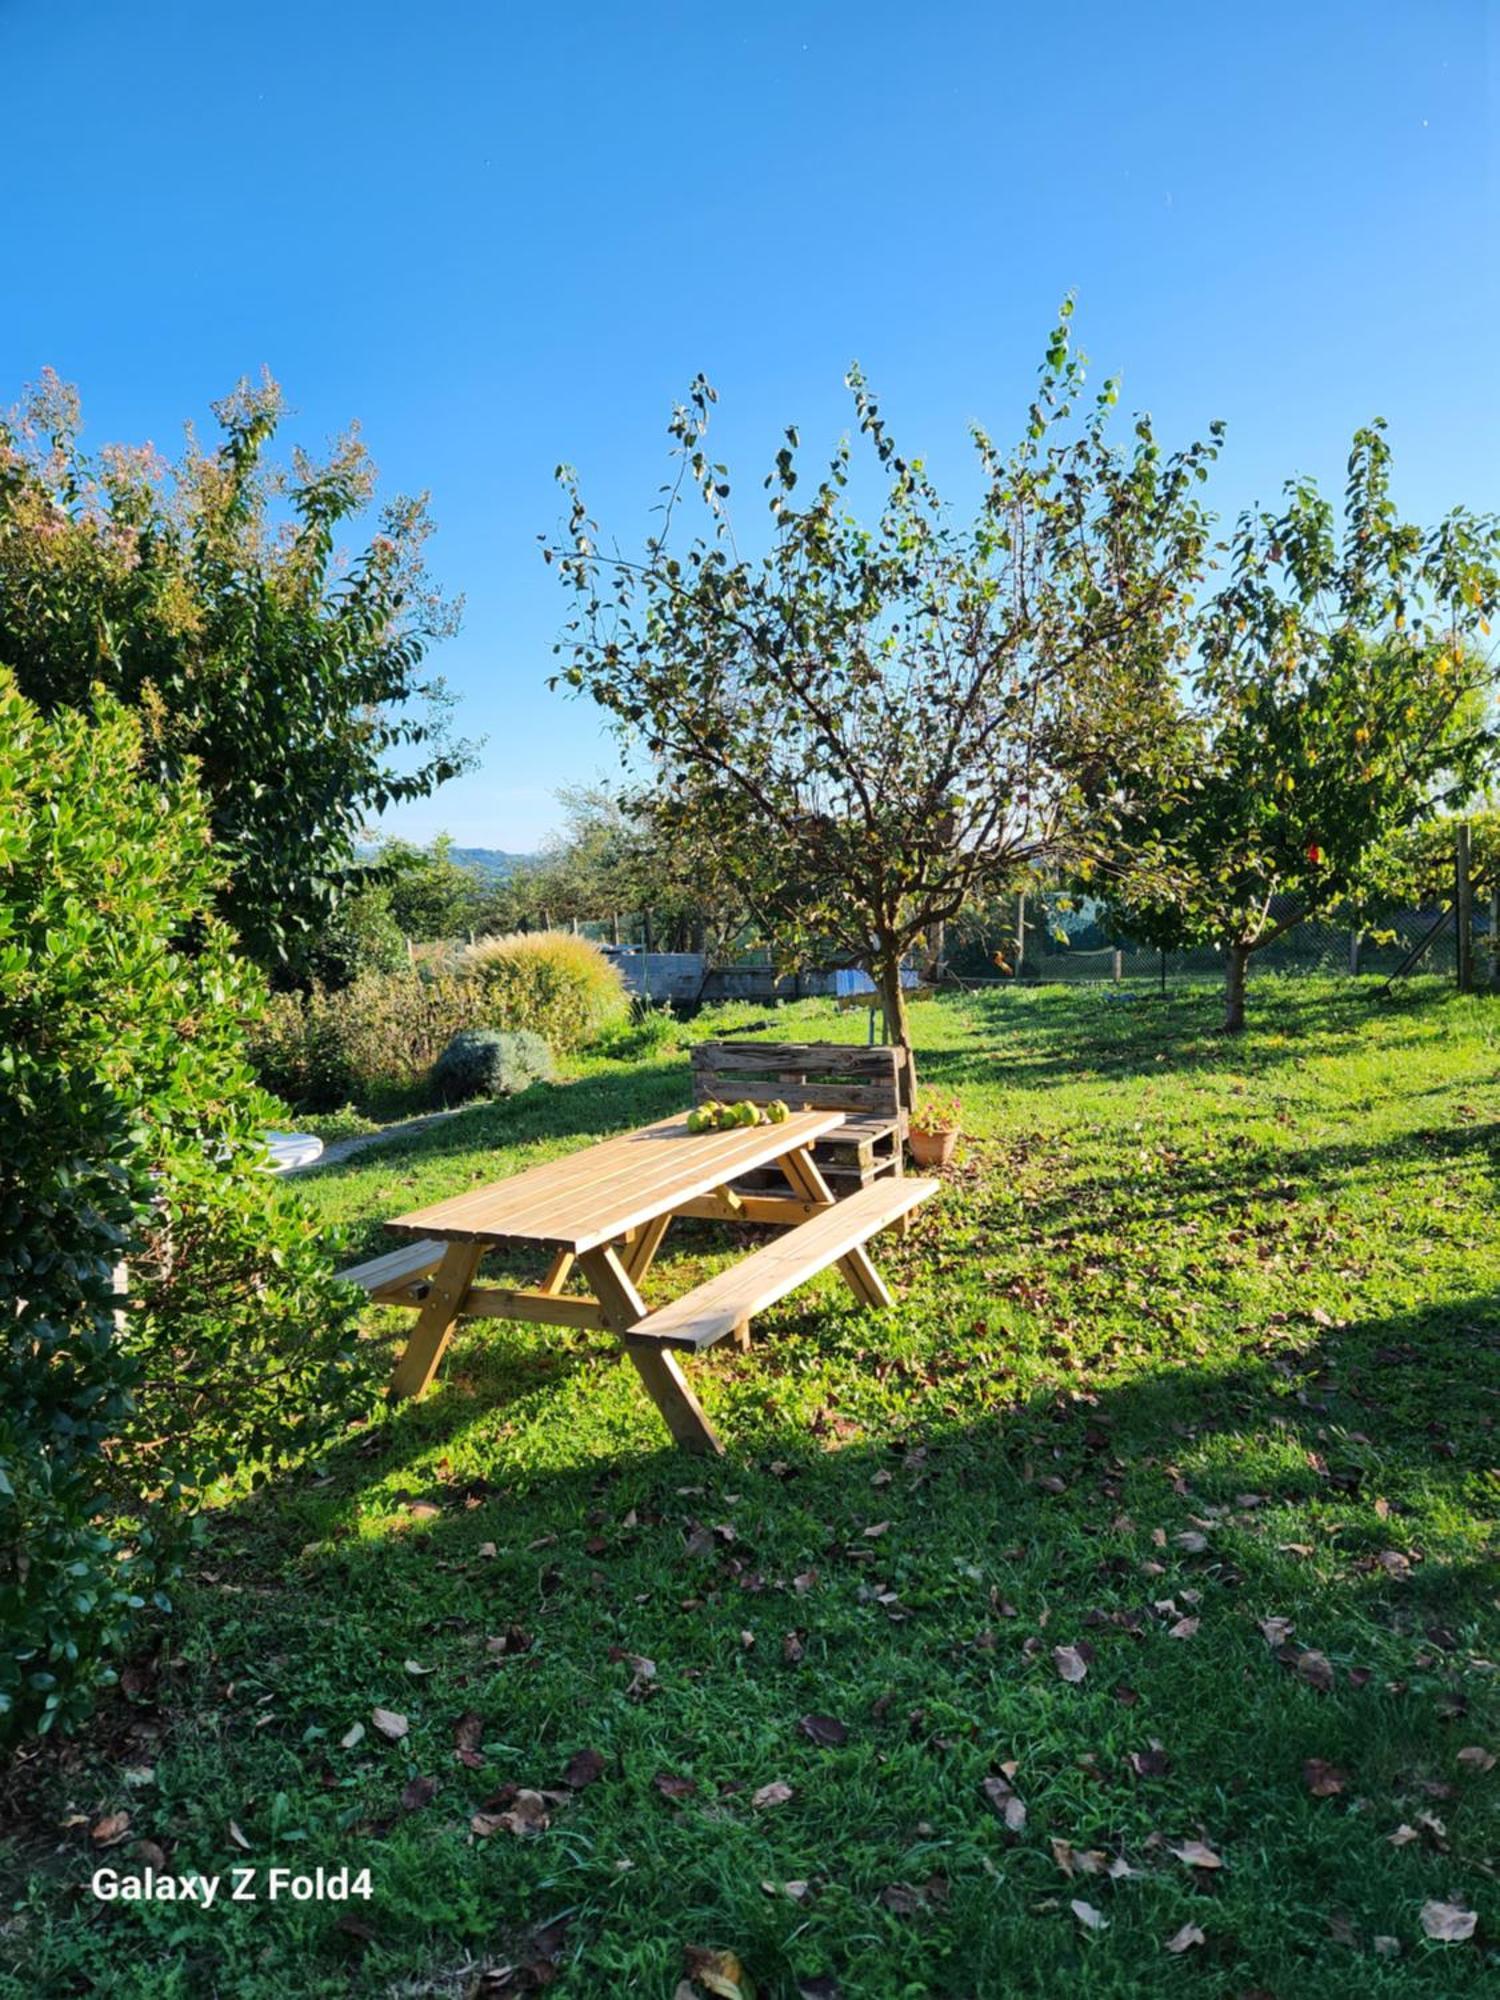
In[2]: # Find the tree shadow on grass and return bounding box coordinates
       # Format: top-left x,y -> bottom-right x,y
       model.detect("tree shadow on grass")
997,1116 -> 1500,1243
916,977 -> 1470,1093
7,1281 -> 1499,1998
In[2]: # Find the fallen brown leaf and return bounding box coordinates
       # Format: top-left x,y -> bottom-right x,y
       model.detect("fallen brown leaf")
90,1812 -> 130,1846
752,1780 -> 793,1809
563,1746 -> 605,1789
1052,1645 -> 1089,1683
654,1771 -> 698,1801
1302,1758 -> 1347,1797
1164,1921 -> 1205,1954
371,1706 -> 409,1741
982,1776 -> 1027,1831
1295,1649 -> 1334,1692
682,1944 -> 755,1998
1420,1899 -> 1476,1942
799,1713 -> 848,1748
1170,1839 -> 1223,1870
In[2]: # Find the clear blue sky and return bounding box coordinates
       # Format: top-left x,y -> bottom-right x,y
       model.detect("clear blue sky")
4,0 -> 1497,849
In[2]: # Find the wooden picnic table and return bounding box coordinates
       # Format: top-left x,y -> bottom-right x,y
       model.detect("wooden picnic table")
346,1108 -> 934,1455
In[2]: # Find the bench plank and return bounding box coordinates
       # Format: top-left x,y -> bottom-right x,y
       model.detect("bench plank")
337,1238 -> 447,1299
626,1177 -> 938,1352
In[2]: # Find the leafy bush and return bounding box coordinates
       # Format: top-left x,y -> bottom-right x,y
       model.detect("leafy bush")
250,971 -> 479,1110
592,998 -> 682,1061
459,930 -> 627,1051
431,1028 -> 553,1104
0,677 -> 377,1745
283,881 -> 409,990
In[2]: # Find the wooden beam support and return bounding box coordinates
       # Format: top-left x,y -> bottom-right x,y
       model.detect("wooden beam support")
387,1242 -> 485,1402
837,1245 -> 894,1310
580,1245 -> 723,1456
777,1145 -> 838,1208
673,1193 -> 828,1227
537,1249 -> 575,1296
622,1212 -> 672,1286
462,1288 -> 608,1330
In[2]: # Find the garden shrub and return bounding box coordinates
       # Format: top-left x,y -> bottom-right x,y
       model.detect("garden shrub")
282,880 -> 409,991
459,930 -> 628,1051
431,1028 -> 553,1104
0,677 -> 377,1745
249,971 -> 478,1110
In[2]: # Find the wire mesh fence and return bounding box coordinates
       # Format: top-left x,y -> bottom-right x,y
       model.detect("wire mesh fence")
953,908 -> 1494,989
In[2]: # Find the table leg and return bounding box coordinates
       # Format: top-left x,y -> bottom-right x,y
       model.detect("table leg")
388,1242 -> 485,1402
782,1145 -> 894,1308
778,1145 -> 837,1206
622,1213 -> 671,1287
537,1250 -> 575,1296
580,1244 -> 724,1456
836,1245 -> 895,1309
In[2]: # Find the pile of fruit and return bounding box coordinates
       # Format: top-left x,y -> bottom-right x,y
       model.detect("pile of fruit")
686,1097 -> 790,1132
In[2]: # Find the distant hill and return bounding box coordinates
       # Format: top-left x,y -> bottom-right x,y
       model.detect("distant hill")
449,847 -> 536,877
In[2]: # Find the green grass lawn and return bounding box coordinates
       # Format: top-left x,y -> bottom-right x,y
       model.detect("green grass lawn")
4,979 -> 1498,1998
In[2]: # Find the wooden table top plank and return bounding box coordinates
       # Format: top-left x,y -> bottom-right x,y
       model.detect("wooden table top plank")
474,1110 -> 841,1246
386,1109 -> 845,1254
388,1112 -> 806,1242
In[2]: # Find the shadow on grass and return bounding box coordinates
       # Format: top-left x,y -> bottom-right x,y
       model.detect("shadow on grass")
997,1116 -> 1500,1241
917,977 -> 1472,1092
7,1276 -> 1498,1998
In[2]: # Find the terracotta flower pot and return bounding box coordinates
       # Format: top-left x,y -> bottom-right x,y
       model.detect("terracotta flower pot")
908,1126 -> 958,1168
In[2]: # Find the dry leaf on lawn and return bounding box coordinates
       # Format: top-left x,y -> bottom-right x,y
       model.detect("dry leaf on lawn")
1164,1922 -> 1205,1953
1302,1758 -> 1347,1797
799,1713 -> 848,1748
752,1780 -> 793,1809
1170,1839 -> 1223,1870
683,1944 -> 755,1998
563,1746 -> 605,1789
1420,1899 -> 1477,1942
371,1707 -> 409,1741
1071,1899 -> 1108,1931
1052,1645 -> 1089,1683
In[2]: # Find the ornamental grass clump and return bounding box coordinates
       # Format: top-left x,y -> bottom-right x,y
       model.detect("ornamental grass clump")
459,929 -> 628,1051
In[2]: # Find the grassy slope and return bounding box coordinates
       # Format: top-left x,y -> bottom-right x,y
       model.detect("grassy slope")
3,980 -> 1498,1998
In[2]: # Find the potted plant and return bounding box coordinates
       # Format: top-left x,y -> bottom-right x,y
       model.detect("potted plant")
907,1087 -> 961,1168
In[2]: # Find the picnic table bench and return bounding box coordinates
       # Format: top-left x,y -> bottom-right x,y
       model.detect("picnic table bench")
337,1108 -> 936,1454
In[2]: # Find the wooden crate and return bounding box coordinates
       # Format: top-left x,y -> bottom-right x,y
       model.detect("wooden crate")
691,1041 -> 906,1193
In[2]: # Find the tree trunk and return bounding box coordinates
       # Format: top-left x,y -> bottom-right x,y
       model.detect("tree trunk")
876,950 -> 916,1108
1456,821 -> 1474,992
1223,941 -> 1250,1033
